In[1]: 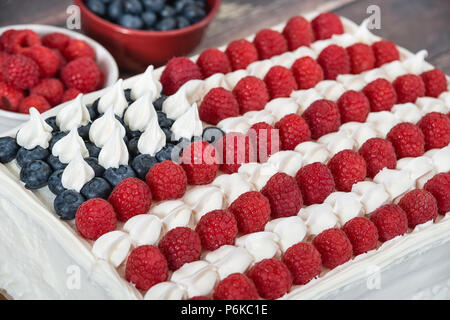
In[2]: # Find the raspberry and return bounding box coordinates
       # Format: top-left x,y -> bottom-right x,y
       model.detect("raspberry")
158,227 -> 201,270
369,204 -> 408,242
417,112 -> 450,150
196,48 -> 232,78
225,39 -> 259,71
213,273 -> 259,300
63,38 -> 96,61
18,95 -> 51,114
362,78 -> 397,112
160,57 -> 202,95
30,78 -> 64,106
0,81 -> 24,111
342,217 -> 379,256
199,87 -> 239,125
311,12 -> 344,40
295,162 -> 335,205
0,30 -> 19,52
0,51 -> 9,82
195,209 -> 238,251
229,191 -> 271,234
233,76 -> 269,114
42,32 -> 70,53
4,29 -> 41,54
328,150 -> 367,192
337,90 -> 370,123
264,66 -> 298,99
253,29 -> 288,60
372,40 -> 400,67
398,189 -> 438,228
291,56 -> 324,89
346,43 -> 375,74
145,160 -> 187,201
248,122 -> 280,162
61,57 -> 101,93
275,113 -> 311,150
317,44 -> 350,80
216,132 -> 254,174
180,141 -> 219,185
23,46 -> 60,78
393,74 -> 425,103
125,245 -> 168,291
2,54 -> 39,89
387,122 -> 425,158
108,177 -> 152,222
75,198 -> 117,240
61,88 -> 82,103
359,138 -> 397,178
282,242 -> 322,285
282,16 -> 314,50
420,69 -> 447,98
189,296 -> 212,300
302,99 -> 341,139
424,173 -> 450,215
248,259 -> 292,300
313,228 -> 353,269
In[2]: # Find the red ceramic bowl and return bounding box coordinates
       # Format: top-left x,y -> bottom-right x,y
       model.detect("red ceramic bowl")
75,0 -> 221,72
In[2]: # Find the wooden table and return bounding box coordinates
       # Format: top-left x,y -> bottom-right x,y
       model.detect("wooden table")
0,0 -> 449,300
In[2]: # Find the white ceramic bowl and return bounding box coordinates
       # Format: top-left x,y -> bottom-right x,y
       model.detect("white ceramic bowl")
0,24 -> 119,133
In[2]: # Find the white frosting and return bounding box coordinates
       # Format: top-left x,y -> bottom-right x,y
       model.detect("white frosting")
217,116 -> 252,134
366,111 -> 400,137
137,114 -> 166,156
337,74 -> 367,91
123,214 -> 163,246
340,122 -> 379,148
265,216 -> 307,252
373,168 -> 415,200
171,103 -> 203,140
318,131 -> 356,154
315,81 -> 346,101
204,245 -> 254,280
402,50 -> 433,75
381,61 -> 408,82
97,79 -> 128,117
244,109 -> 276,126
151,200 -> 193,230
235,232 -> 281,262
212,173 -> 254,206
183,186 -> 224,223
124,93 -> 158,132
52,129 -> 89,164
16,108 -> 53,150
98,127 -> 129,169
224,70 -> 248,88
291,88 -> 323,111
325,192 -> 364,225
267,151 -> 303,176
130,65 -> 162,101
391,103 -> 423,124
170,261 -> 218,298
396,156 -> 435,183
181,80 -> 205,104
247,60 -> 273,79
300,203 -> 339,235
162,87 -> 191,119
56,94 -> 91,132
295,142 -> 331,165
352,181 -> 391,214
92,231 -> 131,268
202,73 -> 229,94
89,108 -> 126,148
425,146 -> 450,173
415,97 -> 448,115
238,163 -> 278,190
61,153 -> 95,192
144,282 -> 186,300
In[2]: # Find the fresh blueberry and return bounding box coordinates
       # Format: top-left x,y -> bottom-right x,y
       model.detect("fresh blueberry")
142,0 -> 166,12
20,160 -> 52,190
119,14 -> 144,29
176,16 -> 190,29
47,154 -> 67,171
162,127 -> 172,143
48,170 -> 66,195
85,142 -> 101,158
85,157 -> 105,177
81,177 -> 112,200
153,95 -> 166,111
103,165 -> 136,186
157,111 -> 174,128
142,10 -> 157,27
115,114 -> 126,126
45,116 -> 59,131
174,0 -> 188,13
54,190 -> 85,220
89,99 -> 100,119
0,137 -> 19,163
155,17 -> 177,31
107,0 -> 123,21
127,137 -> 140,157
131,154 -> 158,179
127,128 -> 141,140
160,5 -> 175,17
49,132 -> 67,151
183,4 -> 205,23
194,0 -> 207,9
155,143 -> 176,162
16,147 -> 50,167
191,135 -> 202,142
87,0 -> 107,16
123,135 -> 130,146
123,0 -> 143,14
78,123 -> 91,140
175,138 -> 191,155
124,88 -> 134,104
202,126 -> 225,144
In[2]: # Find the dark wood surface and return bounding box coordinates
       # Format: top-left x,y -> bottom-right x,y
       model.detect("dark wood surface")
0,0 -> 449,300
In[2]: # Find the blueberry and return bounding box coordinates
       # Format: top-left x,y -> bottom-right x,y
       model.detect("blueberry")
103,165 -> 136,186
45,116 -> 59,131
155,17 -> 177,31
174,0 -> 188,13
161,127 -> 172,143
107,0 -> 123,21
81,177 -> 112,200
126,128 -> 141,140
202,126 -> 225,144
141,10 -> 157,27
89,99 -> 100,119
157,111 -> 174,128
160,5 -> 175,17
123,135 -> 130,146
86,142 -> 101,158
153,95 -> 166,111
47,154 -> 67,171
87,0 -> 106,16
0,137 -> 19,163
115,114 -> 126,126
48,170 -> 66,195
16,146 -> 50,167
124,0 -> 143,14
20,160 -> 52,190
176,16 -> 190,29
85,157 -> 105,177
49,132 -> 67,151
155,143 -> 176,162
175,138 -> 191,155
54,190 -> 85,220
124,88 -> 134,104
78,123 -> 91,140
142,0 -> 166,12
131,154 -> 158,179
183,4 -> 205,23
194,0 -> 207,9
119,14 -> 144,29
127,137 -> 140,157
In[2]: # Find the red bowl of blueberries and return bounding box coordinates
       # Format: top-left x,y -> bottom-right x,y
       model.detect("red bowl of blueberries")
75,0 -> 221,72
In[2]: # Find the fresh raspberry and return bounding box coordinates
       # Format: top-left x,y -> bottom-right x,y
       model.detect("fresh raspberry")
196,48 -> 232,78
216,132 -> 254,174
302,99 -> 341,139
30,78 -> 64,106
199,87 -> 239,125
424,173 -> 450,215
61,57 -> 101,93
233,76 -> 269,114
18,95 -> 51,114
145,160 -> 187,201
0,81 -> 24,111
2,54 -> 39,89
328,150 -> 367,192
160,57 -> 202,95
22,46 -> 60,78
180,141 -> 219,185
275,113 -> 311,150
158,227 -> 201,271
369,204 -> 408,242
0,30 -> 19,52
229,191 -> 271,234
41,32 -> 70,52
337,90 -> 370,123
108,177 -> 152,222
225,39 -> 259,71
313,228 -> 353,269
125,245 -> 168,291
393,74 -> 425,103
342,217 -> 379,256
3,29 -> 41,54
213,273 -> 259,300
52,48 -> 67,69
97,68 -> 105,89
417,112 -> 450,150
398,189 -> 438,228
189,296 -> 212,300
362,78 -> 397,112
0,51 -> 9,81
282,16 -> 314,50
372,40 -> 400,67
291,56 -> 324,89
248,259 -> 292,300
420,69 -> 447,98
346,43 -> 375,74
63,38 -> 96,61
317,44 -> 350,80
311,12 -> 344,40
61,88 -> 82,103
195,209 -> 238,251
253,29 -> 288,60
359,138 -> 397,178
282,242 -> 322,285
264,66 -> 298,99
75,198 -> 117,240
248,122 -> 280,162
387,122 -> 425,158
295,162 -> 335,205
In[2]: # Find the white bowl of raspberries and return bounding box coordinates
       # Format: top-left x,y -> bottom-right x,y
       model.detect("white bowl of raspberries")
0,24 -> 119,133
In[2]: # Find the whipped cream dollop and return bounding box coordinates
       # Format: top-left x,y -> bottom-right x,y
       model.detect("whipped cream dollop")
205,245 -> 254,280
124,92 -> 157,132
295,142 -> 331,165
61,153 -> 95,192
144,282 -> 186,300
130,65 -> 162,101
236,232 -> 281,262
170,261 -> 218,298
151,200 -> 193,230
425,146 -> 450,173
92,231 -> 131,268
264,216 -> 306,252
183,185 -> 224,223
97,79 -> 128,117
265,97 -> 299,121
212,173 -> 254,206
89,108 -> 126,148
267,151 -> 303,177
391,103 -> 423,124
16,108 -> 53,150
300,203 -> 339,235
123,214 -> 162,246
181,79 -> 205,104
137,114 -> 166,156
56,94 -> 91,132
162,87 -> 191,119
217,116 -> 252,134
352,181 -> 390,213
373,168 -> 415,200
52,129 -> 89,164
238,163 -> 278,190
98,127 -> 129,169
325,192 -> 364,225
170,103 -> 203,141
318,131 -> 356,155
